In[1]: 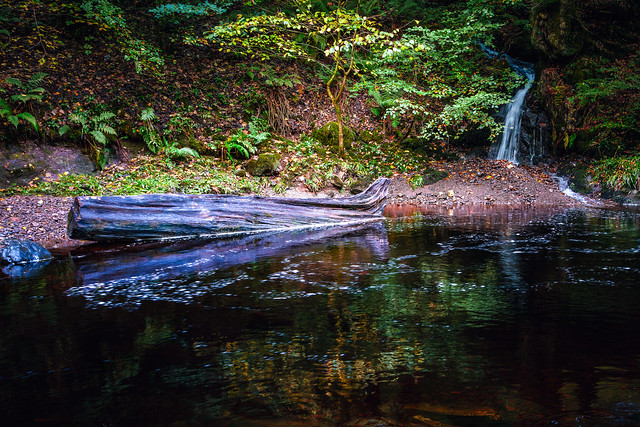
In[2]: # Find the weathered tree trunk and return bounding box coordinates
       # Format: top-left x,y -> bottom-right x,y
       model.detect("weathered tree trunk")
68,178 -> 390,242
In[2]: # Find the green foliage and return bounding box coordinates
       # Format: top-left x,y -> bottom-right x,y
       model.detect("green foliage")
62,105 -> 118,169
570,50 -> 640,153
0,73 -> 47,133
592,155 -> 640,191
81,0 -> 164,74
247,64 -> 302,89
149,1 -> 231,20
138,107 -> 200,159
0,95 -> 38,132
163,110 -> 198,142
355,2 -> 523,145
273,127 -> 432,193
139,107 -> 162,153
225,118 -> 271,160
67,110 -> 117,145
5,72 -> 47,105
8,156 -> 260,197
163,140 -> 201,160
0,28 -> 9,49
195,0 -> 394,154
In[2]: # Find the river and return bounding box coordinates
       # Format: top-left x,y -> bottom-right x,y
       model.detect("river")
1,205 -> 640,425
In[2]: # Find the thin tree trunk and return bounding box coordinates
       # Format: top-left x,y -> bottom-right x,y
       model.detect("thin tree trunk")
327,75 -> 345,156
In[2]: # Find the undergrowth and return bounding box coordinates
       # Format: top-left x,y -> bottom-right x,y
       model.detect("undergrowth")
592,155 -> 640,191
1,136 -> 435,197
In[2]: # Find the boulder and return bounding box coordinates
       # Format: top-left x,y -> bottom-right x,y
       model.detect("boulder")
349,178 -> 373,195
531,0 -> 585,59
311,122 -> 356,151
246,153 -> 281,176
422,169 -> 449,185
1,239 -> 53,265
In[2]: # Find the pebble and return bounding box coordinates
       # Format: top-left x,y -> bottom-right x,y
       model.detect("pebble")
0,196 -> 74,250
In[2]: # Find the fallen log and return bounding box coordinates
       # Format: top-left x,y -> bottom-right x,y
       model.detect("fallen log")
68,177 -> 390,242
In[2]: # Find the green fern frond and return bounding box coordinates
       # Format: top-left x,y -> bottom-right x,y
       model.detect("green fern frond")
5,77 -> 23,88
141,107 -> 155,121
90,130 -> 107,144
16,112 -> 38,131
96,123 -> 117,135
97,111 -> 116,122
29,72 -> 48,86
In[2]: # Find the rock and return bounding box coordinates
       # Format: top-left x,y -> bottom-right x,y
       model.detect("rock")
2,262 -> 50,279
1,141 -> 95,189
349,178 -> 373,195
246,153 -> 281,176
422,169 -> 449,185
1,238 -> 53,265
310,121 -> 356,151
531,0 -> 585,59
492,99 -> 551,165
3,159 -> 36,176
621,194 -> 640,209
331,174 -> 345,190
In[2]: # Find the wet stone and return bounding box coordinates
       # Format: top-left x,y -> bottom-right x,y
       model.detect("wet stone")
0,238 -> 53,265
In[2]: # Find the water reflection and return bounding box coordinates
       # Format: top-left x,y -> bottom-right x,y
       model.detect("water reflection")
66,222 -> 389,308
1,206 -> 640,425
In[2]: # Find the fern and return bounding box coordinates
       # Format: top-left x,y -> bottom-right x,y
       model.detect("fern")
1,88 -> 39,131
140,107 -> 162,153
141,107 -> 155,121
29,72 -> 48,87
89,130 -> 107,144
96,111 -> 116,122
16,112 -> 38,130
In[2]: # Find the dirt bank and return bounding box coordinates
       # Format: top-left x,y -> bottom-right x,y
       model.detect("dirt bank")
0,158 -> 602,251
390,158 -> 584,207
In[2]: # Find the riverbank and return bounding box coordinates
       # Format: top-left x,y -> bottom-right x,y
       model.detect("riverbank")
0,157 -> 604,252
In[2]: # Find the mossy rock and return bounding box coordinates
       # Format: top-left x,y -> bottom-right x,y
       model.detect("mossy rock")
310,122 -> 355,151
568,167 -> 595,194
357,129 -> 382,144
531,0 -> 585,59
348,177 -> 374,195
401,137 -> 425,150
246,153 -> 281,176
422,168 -> 449,185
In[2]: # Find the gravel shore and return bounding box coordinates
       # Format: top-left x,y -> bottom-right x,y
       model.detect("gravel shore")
0,159 -> 595,251
0,195 -> 75,250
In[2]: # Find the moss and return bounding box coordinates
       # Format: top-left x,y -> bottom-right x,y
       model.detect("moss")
531,0 -> 585,59
246,153 -> 281,176
568,167 -> 593,194
357,129 -> 382,144
422,168 -> 449,185
310,121 -> 355,151
348,177 -> 373,195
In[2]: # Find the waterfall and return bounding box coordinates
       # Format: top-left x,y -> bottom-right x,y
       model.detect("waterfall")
480,44 -> 535,164
495,67 -> 534,164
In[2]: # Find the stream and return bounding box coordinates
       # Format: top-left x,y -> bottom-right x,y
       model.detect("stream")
2,205 -> 640,425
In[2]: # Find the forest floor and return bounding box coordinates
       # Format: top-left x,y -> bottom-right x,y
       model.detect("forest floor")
0,156 -> 607,253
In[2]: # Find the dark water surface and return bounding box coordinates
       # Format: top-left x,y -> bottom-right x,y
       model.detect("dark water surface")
2,205 -> 640,425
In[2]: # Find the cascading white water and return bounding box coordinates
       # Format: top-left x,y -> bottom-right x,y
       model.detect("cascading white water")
480,43 -> 535,164
496,68 -> 534,164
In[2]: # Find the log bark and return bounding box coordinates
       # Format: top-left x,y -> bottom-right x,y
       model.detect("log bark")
68,177 -> 390,242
